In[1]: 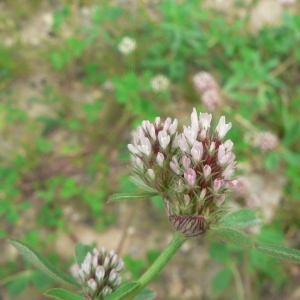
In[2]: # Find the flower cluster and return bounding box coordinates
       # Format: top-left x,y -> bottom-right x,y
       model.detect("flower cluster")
128,108 -> 237,237
232,176 -> 259,208
193,72 -> 221,111
78,248 -> 124,300
128,117 -> 178,192
118,37 -> 136,55
278,0 -> 296,7
151,74 -> 170,92
253,131 -> 279,152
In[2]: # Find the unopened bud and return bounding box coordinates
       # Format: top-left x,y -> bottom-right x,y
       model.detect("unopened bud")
184,194 -> 190,206
147,169 -> 155,180
87,278 -> 97,292
203,165 -> 211,178
156,152 -> 165,166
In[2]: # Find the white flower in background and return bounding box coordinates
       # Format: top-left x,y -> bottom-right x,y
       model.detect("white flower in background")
151,74 -> 170,92
118,37 -> 136,55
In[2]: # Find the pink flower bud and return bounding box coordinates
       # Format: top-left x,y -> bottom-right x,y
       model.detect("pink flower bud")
184,194 -> 190,206
176,178 -> 184,192
169,118 -> 178,135
184,168 -> 197,186
87,278 -> 97,292
178,135 -> 190,153
156,152 -> 165,166
170,156 -> 182,175
109,269 -> 117,283
203,165 -> 211,178
222,163 -> 235,180
191,141 -> 203,162
184,125 -> 197,144
95,265 -> 105,282
218,144 -> 230,165
147,169 -> 155,180
224,139 -> 234,152
200,188 -> 206,199
199,129 -> 206,140
158,130 -> 170,149
214,179 -> 224,193
137,137 -> 152,156
128,144 -> 140,155
209,142 -> 215,153
133,157 -> 143,169
216,194 -> 226,207
163,117 -> 172,131
191,108 -> 199,132
182,155 -> 191,169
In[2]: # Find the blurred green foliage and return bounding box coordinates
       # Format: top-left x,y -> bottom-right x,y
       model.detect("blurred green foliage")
0,0 -> 300,299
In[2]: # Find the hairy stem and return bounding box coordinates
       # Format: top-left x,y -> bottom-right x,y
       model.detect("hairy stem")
120,233 -> 187,300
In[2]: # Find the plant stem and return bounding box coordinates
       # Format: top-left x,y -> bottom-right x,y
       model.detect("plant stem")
231,262 -> 245,300
120,233 -> 187,300
138,233 -> 187,287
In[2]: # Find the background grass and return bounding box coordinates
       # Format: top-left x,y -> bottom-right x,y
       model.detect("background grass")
0,0 -> 300,299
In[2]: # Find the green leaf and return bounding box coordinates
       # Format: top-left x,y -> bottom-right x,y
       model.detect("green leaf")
108,192 -> 158,203
212,267 -> 232,292
258,225 -> 285,244
151,196 -> 165,210
0,228 -> 7,237
220,209 -> 262,228
255,241 -> 300,264
37,138 -> 52,153
282,151 -> 300,167
133,287 -> 157,300
31,271 -> 54,290
9,239 -> 80,287
105,282 -> 140,300
123,256 -> 145,280
209,242 -> 230,263
75,243 -> 93,266
7,275 -> 29,297
45,288 -> 86,300
264,152 -> 279,170
210,226 -> 254,248
129,176 -> 158,193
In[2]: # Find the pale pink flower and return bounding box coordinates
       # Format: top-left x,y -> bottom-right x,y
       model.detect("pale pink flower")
184,168 -> 197,186
253,131 -> 279,152
193,72 -> 218,93
202,90 -> 221,111
278,0 -> 296,6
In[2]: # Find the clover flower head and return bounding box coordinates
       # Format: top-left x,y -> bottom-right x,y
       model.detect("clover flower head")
232,176 -> 251,198
128,116 -> 178,191
128,108 -> 237,237
193,72 -> 221,111
278,0 -> 296,6
202,90 -> 221,111
193,72 -> 218,93
253,131 -> 279,152
77,248 -> 124,300
118,37 -> 136,55
151,74 -> 170,92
